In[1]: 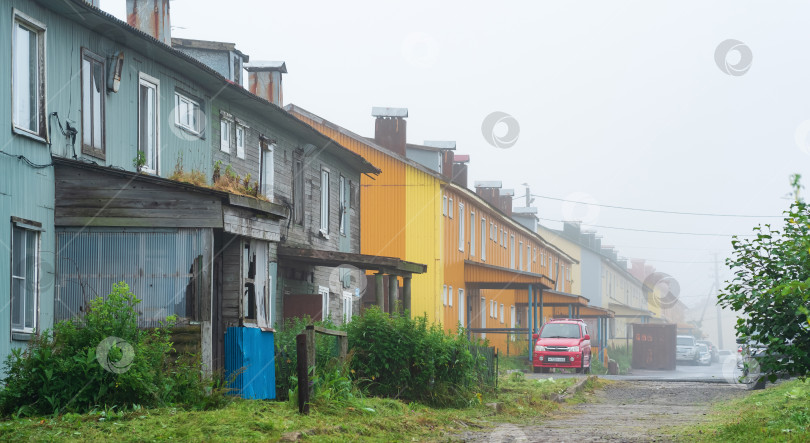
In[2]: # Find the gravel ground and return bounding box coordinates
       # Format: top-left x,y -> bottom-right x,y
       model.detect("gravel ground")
459,380 -> 747,442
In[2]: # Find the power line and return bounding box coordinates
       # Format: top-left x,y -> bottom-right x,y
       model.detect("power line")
527,193 -> 783,218
538,217 -> 753,237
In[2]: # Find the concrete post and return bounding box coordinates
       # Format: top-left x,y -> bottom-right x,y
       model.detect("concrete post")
388,275 -> 399,313
402,276 -> 412,315
375,273 -> 385,310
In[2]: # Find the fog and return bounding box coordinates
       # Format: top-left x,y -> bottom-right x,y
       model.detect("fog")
102,0 -> 810,348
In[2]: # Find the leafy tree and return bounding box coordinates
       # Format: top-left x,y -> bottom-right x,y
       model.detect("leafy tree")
719,174 -> 810,380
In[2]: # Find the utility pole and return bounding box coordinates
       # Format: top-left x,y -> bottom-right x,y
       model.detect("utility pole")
714,253 -> 724,349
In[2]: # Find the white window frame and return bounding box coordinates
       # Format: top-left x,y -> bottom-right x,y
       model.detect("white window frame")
448,198 -> 454,219
519,240 -> 524,270
526,245 -> 531,271
480,297 -> 486,338
342,291 -> 353,322
81,48 -> 106,158
458,202 -> 465,252
449,286 -> 453,307
490,300 -> 496,318
12,10 -> 47,141
500,304 -> 505,324
458,288 -> 465,326
442,285 -> 447,307
442,195 -> 447,216
261,142 -> 275,199
510,305 -> 516,341
469,210 -> 475,256
11,223 -> 40,333
319,286 -> 330,321
235,125 -> 245,159
510,235 -> 516,269
138,73 -> 160,174
174,91 -> 203,135
339,175 -> 347,235
480,217 -> 487,262
220,118 -> 231,153
320,168 -> 330,236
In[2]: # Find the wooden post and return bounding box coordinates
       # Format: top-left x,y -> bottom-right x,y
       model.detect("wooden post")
388,274 -> 398,314
375,273 -> 385,310
337,335 -> 348,364
305,325 -> 316,370
402,275 -> 412,315
296,333 -> 310,414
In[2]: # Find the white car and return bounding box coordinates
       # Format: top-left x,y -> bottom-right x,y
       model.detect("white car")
676,335 -> 699,365
696,343 -> 711,366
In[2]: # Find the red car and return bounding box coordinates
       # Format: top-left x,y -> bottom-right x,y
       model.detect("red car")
532,318 -> 592,374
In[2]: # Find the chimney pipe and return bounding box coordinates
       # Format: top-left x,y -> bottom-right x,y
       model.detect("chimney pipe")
372,107 -> 408,156
245,61 -> 287,106
126,0 -> 171,46
451,154 -> 470,188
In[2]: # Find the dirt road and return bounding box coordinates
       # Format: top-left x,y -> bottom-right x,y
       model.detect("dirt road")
461,380 -> 746,442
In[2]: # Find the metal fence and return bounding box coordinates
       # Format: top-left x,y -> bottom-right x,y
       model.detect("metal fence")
469,344 -> 498,386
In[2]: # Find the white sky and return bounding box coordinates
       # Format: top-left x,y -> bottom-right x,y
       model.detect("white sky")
104,1 -> 810,322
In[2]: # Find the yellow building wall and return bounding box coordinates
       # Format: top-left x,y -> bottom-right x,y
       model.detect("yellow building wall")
536,225 -> 582,296
405,167 -> 443,324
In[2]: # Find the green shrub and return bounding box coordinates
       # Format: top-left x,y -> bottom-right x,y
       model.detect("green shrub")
345,307 -> 489,407
0,282 -> 226,416
274,316 -> 342,401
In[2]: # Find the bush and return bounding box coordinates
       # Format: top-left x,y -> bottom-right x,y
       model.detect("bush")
345,307 -> 489,407
0,282 -> 224,416
274,316 -> 342,401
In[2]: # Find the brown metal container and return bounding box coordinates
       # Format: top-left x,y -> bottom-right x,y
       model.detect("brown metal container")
631,323 -> 676,370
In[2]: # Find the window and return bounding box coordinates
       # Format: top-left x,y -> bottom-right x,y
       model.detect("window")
490,300 -> 496,318
510,235 -> 516,269
235,125 -> 245,159
138,74 -> 159,173
293,150 -> 304,225
11,223 -> 39,333
469,211 -> 475,256
500,304 -> 505,323
82,48 -> 105,158
510,305 -> 516,341
448,198 -> 454,219
480,297 -> 486,338
339,175 -> 348,235
480,217 -> 486,261
502,230 -> 507,248
519,241 -> 524,270
442,195 -> 447,216
12,11 -> 46,140
526,245 -> 531,271
458,288 -> 464,326
174,91 -> 203,135
220,118 -> 231,152
320,168 -> 330,235
320,286 -> 330,321
533,248 -> 537,263
342,291 -> 353,322
458,203 -> 465,252
442,285 -> 447,307
449,286 -> 453,307
490,222 -> 495,240
260,141 -> 274,199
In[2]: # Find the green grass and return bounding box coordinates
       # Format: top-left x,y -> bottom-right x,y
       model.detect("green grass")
671,378 -> 810,442
497,355 -> 531,373
0,375 -> 582,442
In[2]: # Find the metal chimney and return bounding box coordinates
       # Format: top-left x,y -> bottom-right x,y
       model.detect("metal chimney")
245,61 -> 287,106
372,107 -> 408,157
126,0 -> 171,46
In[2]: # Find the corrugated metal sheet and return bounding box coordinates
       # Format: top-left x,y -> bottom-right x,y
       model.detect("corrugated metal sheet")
225,327 -> 276,400
55,228 -> 207,327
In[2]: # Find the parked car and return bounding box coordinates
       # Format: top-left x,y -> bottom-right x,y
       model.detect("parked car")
696,339 -> 719,363
676,335 -> 700,365
532,318 -> 592,374
696,343 -> 712,366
